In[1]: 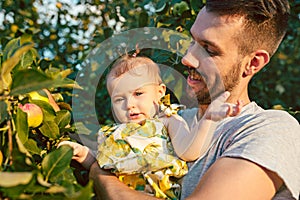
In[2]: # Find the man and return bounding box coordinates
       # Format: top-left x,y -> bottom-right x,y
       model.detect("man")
88,0 -> 300,199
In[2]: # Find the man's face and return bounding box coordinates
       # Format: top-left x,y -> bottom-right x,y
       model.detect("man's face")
182,7 -> 244,104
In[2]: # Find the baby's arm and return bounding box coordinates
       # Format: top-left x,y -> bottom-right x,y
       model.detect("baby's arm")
58,141 -> 96,170
203,91 -> 243,121
162,92 -> 242,161
162,114 -> 216,161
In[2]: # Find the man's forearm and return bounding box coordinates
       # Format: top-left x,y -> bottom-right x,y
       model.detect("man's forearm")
89,162 -> 160,200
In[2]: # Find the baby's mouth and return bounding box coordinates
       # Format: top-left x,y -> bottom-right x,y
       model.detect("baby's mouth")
129,113 -> 141,119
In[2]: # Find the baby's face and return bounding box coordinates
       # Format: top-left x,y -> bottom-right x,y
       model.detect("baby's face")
107,66 -> 164,124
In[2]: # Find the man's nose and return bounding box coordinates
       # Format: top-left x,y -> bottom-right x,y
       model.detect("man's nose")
181,50 -> 199,68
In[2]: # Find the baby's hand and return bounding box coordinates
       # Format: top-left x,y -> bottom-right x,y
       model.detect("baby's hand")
58,141 -> 95,170
205,91 -> 243,121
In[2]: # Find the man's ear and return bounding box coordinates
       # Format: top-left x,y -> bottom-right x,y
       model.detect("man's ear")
158,83 -> 166,98
244,50 -> 270,77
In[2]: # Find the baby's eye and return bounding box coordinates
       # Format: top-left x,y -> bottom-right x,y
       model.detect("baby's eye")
114,98 -> 124,103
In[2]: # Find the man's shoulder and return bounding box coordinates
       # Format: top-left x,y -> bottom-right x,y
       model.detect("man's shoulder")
216,102 -> 299,139
259,108 -> 298,121
250,106 -> 299,127
230,102 -> 298,126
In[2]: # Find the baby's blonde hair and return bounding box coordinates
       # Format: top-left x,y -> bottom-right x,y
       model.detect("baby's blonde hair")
106,54 -> 162,89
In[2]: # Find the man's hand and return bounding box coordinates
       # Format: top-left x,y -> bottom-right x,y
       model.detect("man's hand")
89,162 -> 160,200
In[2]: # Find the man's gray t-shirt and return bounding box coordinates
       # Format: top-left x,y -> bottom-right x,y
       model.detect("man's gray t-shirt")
179,102 -> 300,199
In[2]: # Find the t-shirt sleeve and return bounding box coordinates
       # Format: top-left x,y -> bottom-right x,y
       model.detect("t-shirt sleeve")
222,110 -> 300,199
178,108 -> 198,129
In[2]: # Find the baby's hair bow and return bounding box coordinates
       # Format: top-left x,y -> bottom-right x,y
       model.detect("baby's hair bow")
131,44 -> 140,57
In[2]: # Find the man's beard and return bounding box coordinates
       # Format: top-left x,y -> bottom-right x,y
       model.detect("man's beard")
188,61 -> 242,105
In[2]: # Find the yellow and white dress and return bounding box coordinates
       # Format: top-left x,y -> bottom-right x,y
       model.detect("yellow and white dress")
97,98 -> 188,199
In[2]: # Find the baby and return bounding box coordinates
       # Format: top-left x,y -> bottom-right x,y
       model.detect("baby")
60,53 -> 242,199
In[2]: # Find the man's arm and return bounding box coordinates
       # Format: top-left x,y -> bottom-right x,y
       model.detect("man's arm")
186,157 -> 283,200
89,157 -> 282,200
89,162 -> 160,200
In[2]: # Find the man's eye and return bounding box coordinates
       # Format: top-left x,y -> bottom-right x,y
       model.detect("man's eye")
189,40 -> 195,48
203,44 -> 217,56
135,92 -> 143,96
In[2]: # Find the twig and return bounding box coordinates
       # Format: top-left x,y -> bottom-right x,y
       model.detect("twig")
7,120 -> 13,166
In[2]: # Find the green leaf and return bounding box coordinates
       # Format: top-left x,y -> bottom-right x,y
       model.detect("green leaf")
190,0 -> 204,13
139,11 -> 149,27
53,77 -> 82,89
0,100 -> 8,124
21,176 -> 48,195
48,168 -> 77,191
36,172 -> 52,188
55,110 -> 71,129
16,107 -> 29,144
65,181 -> 94,200
24,139 -> 42,155
1,42 -> 34,90
155,1 -> 169,15
169,34 -> 183,50
0,187 -> 23,199
73,122 -> 93,135
162,69 -> 176,85
10,69 -> 82,96
0,172 -> 37,199
0,172 -> 33,187
45,68 -> 73,79
10,69 -> 53,95
0,80 -> 4,94
45,185 -> 67,194
14,48 -> 38,71
2,38 -> 20,61
30,100 -> 56,121
41,145 -> 73,183
60,168 -> 77,184
15,133 -> 32,158
39,121 -> 60,139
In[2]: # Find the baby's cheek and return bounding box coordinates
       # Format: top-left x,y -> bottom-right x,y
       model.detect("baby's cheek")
112,107 -> 124,122
149,102 -> 158,118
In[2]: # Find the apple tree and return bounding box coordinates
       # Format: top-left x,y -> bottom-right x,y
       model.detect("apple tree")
0,36 -> 94,199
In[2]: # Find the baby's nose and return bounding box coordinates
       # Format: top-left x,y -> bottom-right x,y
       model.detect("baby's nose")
126,97 -> 136,109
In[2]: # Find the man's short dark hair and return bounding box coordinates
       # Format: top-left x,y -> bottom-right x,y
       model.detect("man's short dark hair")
206,0 -> 290,56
